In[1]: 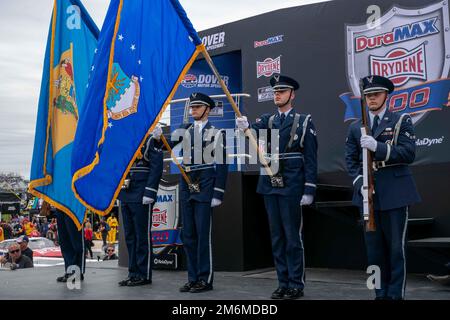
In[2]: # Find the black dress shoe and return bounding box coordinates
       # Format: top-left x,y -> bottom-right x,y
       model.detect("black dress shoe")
56,274 -> 69,283
179,281 -> 197,292
118,277 -> 133,286
271,287 -> 287,299
127,278 -> 152,287
57,272 -> 84,283
283,288 -> 304,300
189,280 -> 213,293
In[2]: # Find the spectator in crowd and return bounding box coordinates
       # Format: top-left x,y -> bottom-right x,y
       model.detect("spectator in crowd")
84,221 -> 94,259
12,222 -> 24,237
106,214 -> 119,244
23,218 -> 34,236
17,235 -> 33,263
99,218 -> 109,249
47,218 -> 58,243
0,243 -> 33,270
103,245 -> 118,261
85,219 -> 92,230
39,217 -> 49,239
0,223 -> 4,242
1,222 -> 12,240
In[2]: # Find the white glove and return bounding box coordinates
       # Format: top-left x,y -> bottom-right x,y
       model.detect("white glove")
142,196 -> 155,205
236,116 -> 249,130
300,194 -> 314,206
360,135 -> 378,152
211,198 -> 222,208
151,124 -> 162,139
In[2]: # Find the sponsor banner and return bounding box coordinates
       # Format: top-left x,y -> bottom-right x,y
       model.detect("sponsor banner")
257,86 -> 274,102
152,253 -> 178,270
151,184 -> 181,248
152,229 -> 182,247
202,31 -> 226,51
254,34 -> 284,48
181,73 -> 230,89
340,78 -> 450,120
257,56 -> 281,78
416,136 -> 445,147
343,2 -> 450,124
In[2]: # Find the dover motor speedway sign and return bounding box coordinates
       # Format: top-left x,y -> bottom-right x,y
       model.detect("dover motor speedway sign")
341,1 -> 450,123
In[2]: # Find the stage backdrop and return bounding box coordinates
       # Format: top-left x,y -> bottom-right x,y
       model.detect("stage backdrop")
193,0 -> 450,175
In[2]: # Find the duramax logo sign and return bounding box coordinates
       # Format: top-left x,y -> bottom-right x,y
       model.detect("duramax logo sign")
340,2 -> 450,124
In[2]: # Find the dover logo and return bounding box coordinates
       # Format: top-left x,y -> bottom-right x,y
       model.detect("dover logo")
202,32 -> 225,51
257,56 -> 281,78
181,74 -> 198,88
341,2 -> 450,123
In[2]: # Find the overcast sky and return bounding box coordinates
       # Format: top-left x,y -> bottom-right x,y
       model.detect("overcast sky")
0,0 -> 329,179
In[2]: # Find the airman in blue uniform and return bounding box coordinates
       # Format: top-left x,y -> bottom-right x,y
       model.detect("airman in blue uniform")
152,92 -> 228,293
345,75 -> 421,300
236,74 -> 318,299
117,136 -> 163,287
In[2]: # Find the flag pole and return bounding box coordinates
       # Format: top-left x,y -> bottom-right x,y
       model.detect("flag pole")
199,45 -> 275,177
159,134 -> 193,185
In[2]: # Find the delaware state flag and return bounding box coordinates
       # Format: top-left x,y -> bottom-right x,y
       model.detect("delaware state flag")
29,0 -> 99,229
71,0 -> 202,215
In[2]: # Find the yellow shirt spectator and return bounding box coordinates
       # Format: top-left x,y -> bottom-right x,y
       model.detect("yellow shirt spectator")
106,216 -> 119,243
23,222 -> 34,236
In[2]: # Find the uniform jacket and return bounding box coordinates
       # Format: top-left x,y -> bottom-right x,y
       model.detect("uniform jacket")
118,136 -> 164,203
345,110 -> 421,210
154,121 -> 228,203
251,109 -> 318,197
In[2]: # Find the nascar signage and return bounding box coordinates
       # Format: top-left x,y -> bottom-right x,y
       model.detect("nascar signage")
341,2 -> 450,123
151,184 -> 181,253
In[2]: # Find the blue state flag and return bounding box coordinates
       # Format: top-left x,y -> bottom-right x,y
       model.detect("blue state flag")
29,0 -> 99,229
71,0 -> 202,215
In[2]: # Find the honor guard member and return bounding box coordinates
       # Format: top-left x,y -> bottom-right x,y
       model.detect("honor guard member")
345,75 -> 421,300
55,209 -> 86,283
236,74 -> 318,299
152,92 -> 228,293
117,136 -> 163,287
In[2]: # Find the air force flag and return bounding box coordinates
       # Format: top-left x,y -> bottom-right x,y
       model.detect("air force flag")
71,0 -> 202,215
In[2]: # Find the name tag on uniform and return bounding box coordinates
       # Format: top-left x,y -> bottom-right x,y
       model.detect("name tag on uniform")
381,128 -> 394,136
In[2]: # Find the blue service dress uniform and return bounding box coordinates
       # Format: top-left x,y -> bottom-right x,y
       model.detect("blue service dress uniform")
345,109 -> 421,299
251,109 -> 318,291
55,209 -> 85,277
159,120 -> 228,288
118,136 -> 163,282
